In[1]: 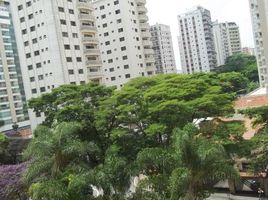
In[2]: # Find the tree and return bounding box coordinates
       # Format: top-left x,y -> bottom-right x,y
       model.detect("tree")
23,122 -> 101,200
169,124 -> 238,200
0,162 -> 28,200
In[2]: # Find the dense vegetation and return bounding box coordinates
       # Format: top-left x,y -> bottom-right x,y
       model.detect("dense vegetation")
0,54 -> 264,200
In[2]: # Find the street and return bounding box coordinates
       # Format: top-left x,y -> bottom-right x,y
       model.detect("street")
208,193 -> 262,200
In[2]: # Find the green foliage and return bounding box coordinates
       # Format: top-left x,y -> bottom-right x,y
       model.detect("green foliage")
25,74 -> 249,199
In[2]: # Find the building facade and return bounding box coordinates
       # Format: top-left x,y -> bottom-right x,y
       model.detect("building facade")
178,6 -> 217,74
10,0 -> 102,129
213,21 -> 241,66
249,0 -> 268,88
0,0 -> 30,132
92,0 -> 156,88
150,23 -> 176,74
242,47 -> 255,56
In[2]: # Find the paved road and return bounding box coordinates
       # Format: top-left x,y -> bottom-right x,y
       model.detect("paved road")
208,193 -> 262,200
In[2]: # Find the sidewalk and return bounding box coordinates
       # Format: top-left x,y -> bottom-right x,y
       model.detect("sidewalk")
208,193 -> 261,200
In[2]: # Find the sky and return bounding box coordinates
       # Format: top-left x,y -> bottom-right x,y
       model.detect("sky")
146,0 -> 254,69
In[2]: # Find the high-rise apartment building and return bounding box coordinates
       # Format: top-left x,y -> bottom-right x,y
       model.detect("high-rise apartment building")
150,23 -> 176,74
92,0 -> 156,88
242,47 -> 255,56
0,0 -> 30,132
178,6 -> 217,74
249,0 -> 268,88
10,0 -> 102,129
213,21 -> 241,66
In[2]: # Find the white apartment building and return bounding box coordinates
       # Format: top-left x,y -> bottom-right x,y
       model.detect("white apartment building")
213,21 -> 241,66
92,0 -> 156,88
242,47 -> 255,56
0,0 -> 30,132
150,23 -> 176,74
178,6 -> 217,74
10,0 -> 102,129
249,0 -> 268,88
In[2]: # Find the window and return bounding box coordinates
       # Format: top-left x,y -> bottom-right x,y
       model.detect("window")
26,1 -> 32,7
109,68 -> 114,72
30,77 -> 35,82
119,37 -> 125,42
74,45 -> 80,50
38,75 -> 44,80
40,87 -> 46,92
36,63 -> 42,68
107,50 -> 112,54
58,7 -> 64,12
26,53 -> 31,58
68,69 -> 74,74
103,23 -> 107,28
122,56 -> 128,60
114,0 -> 119,5
72,33 -> 78,38
101,14 -> 106,19
125,74 -> 131,79
28,65 -> 33,70
28,14 -> 33,19
76,57 -> 82,62
121,46 -> 126,51
24,41 -> 29,46
117,19 -> 122,23
22,29 -> 27,35
66,57 -> 72,62
60,20 -> 67,25
18,5 -> 23,11
115,9 -> 120,14
32,89 -> 37,94
111,77 -> 116,81
105,41 -> 110,45
124,65 -> 129,69
30,26 -> 35,32
64,45 -> 70,50
70,21 -> 76,26
20,17 -> 25,23
118,28 -> 123,32
62,32 -> 68,37
32,38 -> 37,44
104,32 -> 109,36
100,5 -> 105,10
78,69 -> 84,74
108,59 -> 113,63
69,9 -> 74,14
34,51 -> 40,56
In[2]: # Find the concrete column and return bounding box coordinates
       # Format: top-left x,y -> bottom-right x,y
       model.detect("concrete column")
228,179 -> 236,194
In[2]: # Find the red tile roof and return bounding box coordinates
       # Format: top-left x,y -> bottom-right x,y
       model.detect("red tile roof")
235,95 -> 268,109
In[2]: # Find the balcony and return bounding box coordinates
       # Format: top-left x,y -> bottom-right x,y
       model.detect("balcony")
142,40 -> 153,47
141,31 -> 151,38
84,49 -> 100,55
137,6 -> 147,13
79,14 -> 95,21
140,23 -> 150,30
80,25 -> 97,32
144,49 -> 154,55
82,37 -> 99,44
145,57 -> 155,63
88,68 -> 103,78
77,1 -> 94,10
86,60 -> 102,66
136,0 -> 146,5
138,14 -> 149,22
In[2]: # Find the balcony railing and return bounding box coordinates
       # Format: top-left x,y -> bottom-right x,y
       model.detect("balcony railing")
144,49 -> 154,55
86,60 -> 102,66
79,14 -> 95,21
77,2 -> 94,10
82,37 -> 99,43
80,25 -> 97,32
84,49 -> 100,55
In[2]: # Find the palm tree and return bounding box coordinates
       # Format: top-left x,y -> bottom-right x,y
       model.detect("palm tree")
23,122 -> 101,200
169,124 -> 238,200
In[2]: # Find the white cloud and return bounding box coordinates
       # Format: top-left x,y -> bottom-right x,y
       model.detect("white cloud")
146,0 -> 254,69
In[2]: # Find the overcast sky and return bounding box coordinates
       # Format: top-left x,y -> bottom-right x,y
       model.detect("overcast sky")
146,0 -> 254,69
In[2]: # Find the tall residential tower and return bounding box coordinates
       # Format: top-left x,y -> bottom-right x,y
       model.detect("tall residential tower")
0,0 -> 29,132
178,6 -> 217,74
150,23 -> 176,74
92,0 -> 156,88
213,21 -> 241,66
10,0 -> 102,129
249,0 -> 268,88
